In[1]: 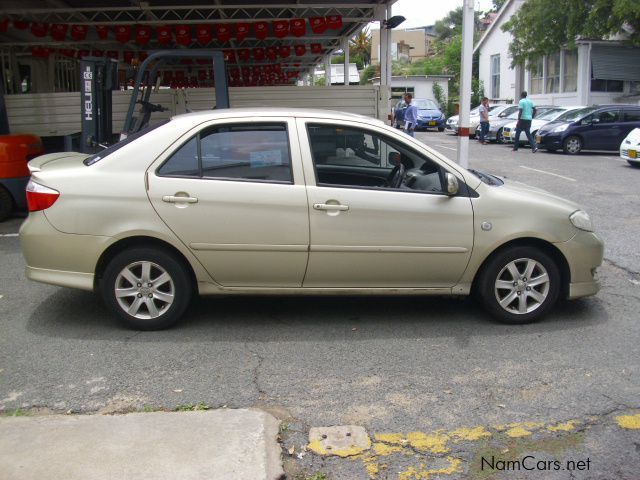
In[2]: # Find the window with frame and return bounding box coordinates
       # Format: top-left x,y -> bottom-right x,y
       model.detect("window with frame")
306,123 -> 445,194
562,49 -> 578,92
158,123 -> 292,183
490,54 -> 500,99
591,78 -> 624,92
545,52 -> 560,93
582,109 -> 620,125
623,109 -> 640,122
529,57 -> 543,94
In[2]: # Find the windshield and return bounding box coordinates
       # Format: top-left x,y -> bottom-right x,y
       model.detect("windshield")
83,120 -> 170,166
498,105 -> 519,117
555,106 -> 599,123
414,99 -> 438,110
507,111 -> 520,120
536,108 -> 566,121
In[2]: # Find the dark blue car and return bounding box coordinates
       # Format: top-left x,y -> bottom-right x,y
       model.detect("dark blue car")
393,98 -> 445,132
536,104 -> 640,154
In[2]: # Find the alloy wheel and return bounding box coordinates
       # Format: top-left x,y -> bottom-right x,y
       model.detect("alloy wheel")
114,261 -> 175,319
494,258 -> 550,315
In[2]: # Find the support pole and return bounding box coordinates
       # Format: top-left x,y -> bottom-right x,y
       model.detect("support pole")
385,4 -> 393,87
342,37 -> 350,86
325,56 -> 331,87
457,0 -> 474,169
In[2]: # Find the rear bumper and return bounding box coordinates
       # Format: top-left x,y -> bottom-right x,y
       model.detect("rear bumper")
20,211 -> 110,290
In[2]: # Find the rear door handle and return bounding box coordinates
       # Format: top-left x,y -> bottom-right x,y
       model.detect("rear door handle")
313,203 -> 349,211
162,195 -> 198,204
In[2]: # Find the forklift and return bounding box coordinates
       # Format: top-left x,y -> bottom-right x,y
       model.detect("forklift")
79,50 -> 229,154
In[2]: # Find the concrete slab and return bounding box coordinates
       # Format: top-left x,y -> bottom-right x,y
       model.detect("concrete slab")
0,409 -> 284,480
308,425 -> 371,457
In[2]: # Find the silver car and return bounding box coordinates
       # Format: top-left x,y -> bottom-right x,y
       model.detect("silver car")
20,108 -> 604,330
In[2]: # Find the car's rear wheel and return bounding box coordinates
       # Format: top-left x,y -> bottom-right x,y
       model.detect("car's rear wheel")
477,246 -> 561,324
0,187 -> 14,222
101,247 -> 192,330
563,136 -> 582,155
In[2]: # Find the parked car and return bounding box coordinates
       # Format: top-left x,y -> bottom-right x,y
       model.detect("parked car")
620,127 -> 640,167
447,104 -> 518,137
393,99 -> 445,131
475,106 -> 555,143
536,104 -> 640,154
20,108 -> 603,330
502,106 -> 585,145
0,134 -> 44,221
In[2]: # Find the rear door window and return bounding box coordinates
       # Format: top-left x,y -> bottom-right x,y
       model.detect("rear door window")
157,123 -> 292,183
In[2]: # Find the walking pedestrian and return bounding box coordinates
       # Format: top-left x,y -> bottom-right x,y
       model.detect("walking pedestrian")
513,91 -> 538,152
403,93 -> 418,137
478,97 -> 490,145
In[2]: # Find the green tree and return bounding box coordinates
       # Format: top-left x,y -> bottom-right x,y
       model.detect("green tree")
350,28 -> 372,67
492,0 -> 507,11
502,0 -> 640,67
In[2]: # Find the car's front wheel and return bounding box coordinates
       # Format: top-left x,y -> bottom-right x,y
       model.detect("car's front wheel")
496,128 -> 504,144
438,127 -> 445,132
477,246 -> 561,324
101,247 -> 192,330
563,135 -> 582,154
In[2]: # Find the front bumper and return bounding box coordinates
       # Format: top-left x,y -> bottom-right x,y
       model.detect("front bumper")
416,118 -> 445,129
536,132 -> 563,150
554,230 -> 604,299
620,146 -> 639,165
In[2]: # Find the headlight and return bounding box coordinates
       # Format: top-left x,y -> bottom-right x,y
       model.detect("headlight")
570,210 -> 594,232
552,124 -> 569,133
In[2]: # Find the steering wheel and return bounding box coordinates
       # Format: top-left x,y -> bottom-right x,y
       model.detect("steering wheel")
385,163 -> 406,188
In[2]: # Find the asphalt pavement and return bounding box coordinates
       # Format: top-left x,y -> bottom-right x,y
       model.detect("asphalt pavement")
1,132 -> 638,479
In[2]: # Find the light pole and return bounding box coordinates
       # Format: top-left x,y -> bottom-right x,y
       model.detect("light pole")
456,0 -> 475,169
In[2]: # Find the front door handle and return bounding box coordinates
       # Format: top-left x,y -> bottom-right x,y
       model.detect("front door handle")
313,203 -> 349,211
162,195 -> 198,204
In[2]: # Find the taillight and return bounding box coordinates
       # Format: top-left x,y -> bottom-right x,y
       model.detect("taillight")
26,180 -> 60,212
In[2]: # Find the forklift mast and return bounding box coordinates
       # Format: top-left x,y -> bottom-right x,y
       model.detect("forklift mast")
80,57 -> 118,154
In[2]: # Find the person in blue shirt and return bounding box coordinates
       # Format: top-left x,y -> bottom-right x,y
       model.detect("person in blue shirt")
403,93 -> 418,137
513,91 -> 538,152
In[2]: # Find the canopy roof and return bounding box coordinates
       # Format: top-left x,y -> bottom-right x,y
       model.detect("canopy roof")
1,1 -> 395,85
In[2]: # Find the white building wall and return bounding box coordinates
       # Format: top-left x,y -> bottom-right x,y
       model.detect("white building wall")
477,0 -> 525,102
372,76 -> 450,107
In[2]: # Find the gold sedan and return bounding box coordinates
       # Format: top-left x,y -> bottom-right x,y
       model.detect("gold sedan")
20,108 -> 603,330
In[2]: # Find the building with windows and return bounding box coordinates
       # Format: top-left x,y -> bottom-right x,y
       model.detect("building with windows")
474,0 -> 640,105
371,26 -> 437,64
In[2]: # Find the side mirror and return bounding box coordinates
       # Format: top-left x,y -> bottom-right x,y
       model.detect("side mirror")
388,151 -> 401,166
445,173 -> 459,196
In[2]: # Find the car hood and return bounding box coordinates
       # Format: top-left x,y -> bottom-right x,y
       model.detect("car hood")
499,176 -> 581,213
623,127 -> 640,145
417,109 -> 441,116
538,120 -> 571,135
490,117 -> 518,128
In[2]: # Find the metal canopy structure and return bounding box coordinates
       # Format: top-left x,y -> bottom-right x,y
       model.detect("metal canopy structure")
0,1 -> 396,87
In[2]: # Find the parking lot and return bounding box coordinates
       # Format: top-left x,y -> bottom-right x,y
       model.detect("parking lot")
1,130 -> 639,479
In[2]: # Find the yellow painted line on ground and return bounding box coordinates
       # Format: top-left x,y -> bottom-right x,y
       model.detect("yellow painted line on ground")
615,413 -> 640,429
307,411 -> 639,479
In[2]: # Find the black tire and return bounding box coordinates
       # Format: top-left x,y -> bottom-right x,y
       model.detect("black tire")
496,128 -> 504,144
0,187 -> 14,222
438,127 -> 445,132
477,246 -> 561,324
562,135 -> 582,155
101,247 -> 192,330
628,161 -> 640,168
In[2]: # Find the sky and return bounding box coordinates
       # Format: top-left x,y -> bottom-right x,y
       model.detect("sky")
372,0 -> 495,30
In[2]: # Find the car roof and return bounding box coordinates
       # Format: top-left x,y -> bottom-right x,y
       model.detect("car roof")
171,107 -> 385,125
